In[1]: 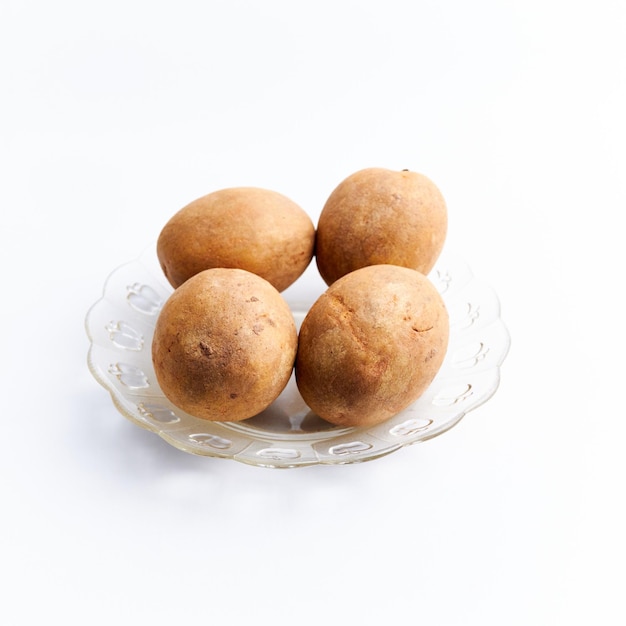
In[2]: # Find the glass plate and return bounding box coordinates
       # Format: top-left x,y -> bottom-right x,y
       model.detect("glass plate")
85,245 -> 510,468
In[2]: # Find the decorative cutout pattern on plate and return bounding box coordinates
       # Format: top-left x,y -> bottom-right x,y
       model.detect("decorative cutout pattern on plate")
85,245 -> 510,468
106,321 -> 144,351
127,283 -> 163,315
188,433 -> 233,449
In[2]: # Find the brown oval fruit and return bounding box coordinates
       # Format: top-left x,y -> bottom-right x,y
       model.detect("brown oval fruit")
315,168 -> 447,285
157,187 -> 315,291
152,268 -> 297,422
295,264 -> 449,428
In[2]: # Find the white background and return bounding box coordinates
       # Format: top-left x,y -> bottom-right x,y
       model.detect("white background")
2,1 -> 625,624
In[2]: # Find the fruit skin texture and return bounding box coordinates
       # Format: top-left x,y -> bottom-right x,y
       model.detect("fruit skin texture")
295,264 -> 449,428
152,268 -> 298,422
157,187 -> 315,292
315,168 -> 447,286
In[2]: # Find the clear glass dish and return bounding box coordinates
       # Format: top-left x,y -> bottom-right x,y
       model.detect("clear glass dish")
85,245 -> 510,468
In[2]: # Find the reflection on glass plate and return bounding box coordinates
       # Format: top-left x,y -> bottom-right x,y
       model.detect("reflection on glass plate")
85,245 -> 510,468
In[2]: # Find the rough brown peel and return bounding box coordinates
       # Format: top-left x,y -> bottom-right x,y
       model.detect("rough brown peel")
315,168 -> 447,285
295,264 -> 449,428
157,187 -> 316,292
152,268 -> 298,421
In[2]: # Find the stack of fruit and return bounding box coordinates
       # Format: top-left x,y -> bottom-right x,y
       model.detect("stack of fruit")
152,167 -> 449,428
